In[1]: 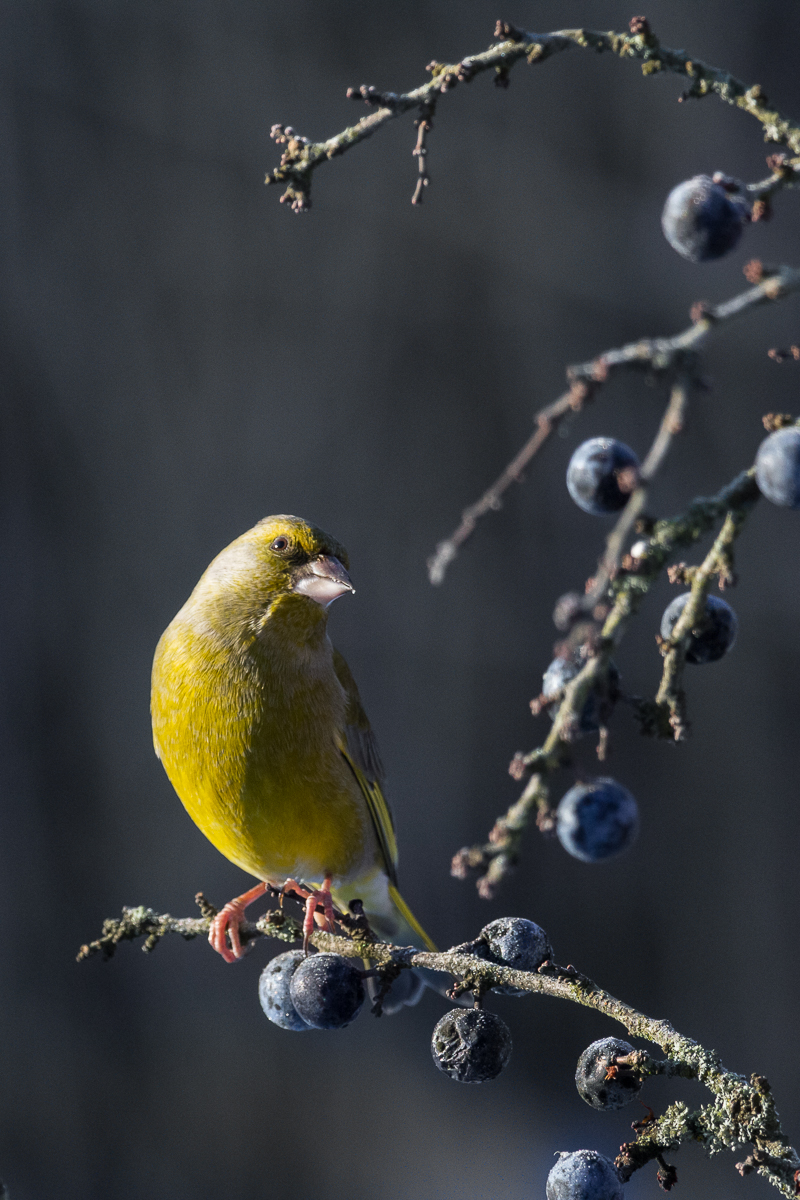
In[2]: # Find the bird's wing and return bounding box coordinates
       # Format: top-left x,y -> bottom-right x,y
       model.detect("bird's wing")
333,647 -> 399,886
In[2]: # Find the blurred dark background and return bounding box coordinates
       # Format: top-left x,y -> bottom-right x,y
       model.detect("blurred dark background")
2,2 -> 800,1197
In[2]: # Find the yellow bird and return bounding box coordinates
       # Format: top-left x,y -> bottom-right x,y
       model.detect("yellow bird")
151,514 -> 435,1001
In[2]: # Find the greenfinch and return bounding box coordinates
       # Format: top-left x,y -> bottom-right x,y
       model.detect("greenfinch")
151,515 -> 435,996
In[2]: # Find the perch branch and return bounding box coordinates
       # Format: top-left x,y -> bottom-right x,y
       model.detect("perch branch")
429,261 -> 800,584
79,904 -> 800,1198
266,18 -> 800,212
451,465 -> 761,897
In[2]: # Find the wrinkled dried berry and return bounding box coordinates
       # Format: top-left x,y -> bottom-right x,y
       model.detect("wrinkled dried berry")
431,1009 -> 512,1082
575,1037 -> 641,1110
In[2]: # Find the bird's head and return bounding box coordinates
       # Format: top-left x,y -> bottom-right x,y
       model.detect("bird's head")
192,515 -> 354,630
250,514 -> 354,608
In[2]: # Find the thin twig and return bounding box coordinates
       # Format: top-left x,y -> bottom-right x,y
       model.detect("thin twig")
429,262 -> 800,584
451,466 -> 761,896
428,377 -> 596,584
266,19 -> 800,212
79,904 -> 800,1198
655,504 -> 753,740
411,100 -> 436,205
585,375 -> 692,608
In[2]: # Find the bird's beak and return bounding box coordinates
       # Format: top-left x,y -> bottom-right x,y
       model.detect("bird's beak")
292,555 -> 355,608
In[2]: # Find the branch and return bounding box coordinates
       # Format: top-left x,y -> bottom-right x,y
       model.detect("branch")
654,504 -> 752,739
429,260 -> 800,585
79,903 -> 800,1198
451,464 -> 761,897
266,18 -> 800,212
585,373 -> 692,609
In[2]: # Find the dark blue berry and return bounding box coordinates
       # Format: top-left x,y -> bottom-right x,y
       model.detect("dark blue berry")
288,952 -> 365,1029
660,593 -> 738,664
547,1151 -> 624,1200
755,427 -> 800,508
431,1009 -> 512,1083
661,175 -> 746,262
575,1038 -> 641,1110
556,779 -> 638,862
258,950 -> 312,1031
479,917 -> 552,996
542,657 -> 620,734
567,439 -> 640,515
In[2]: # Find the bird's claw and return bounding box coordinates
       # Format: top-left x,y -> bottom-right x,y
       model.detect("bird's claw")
281,876 -> 336,952
208,881 -> 268,962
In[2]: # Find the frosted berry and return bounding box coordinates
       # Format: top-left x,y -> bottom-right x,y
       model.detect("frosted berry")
542,657 -> 620,734
755,427 -> 800,508
431,1009 -> 512,1083
289,952 -> 365,1029
258,950 -> 312,1031
547,1150 -> 624,1200
567,439 -> 640,515
479,916 -> 552,996
575,1037 -> 641,1110
556,779 -> 638,862
660,593 -> 738,664
661,175 -> 746,262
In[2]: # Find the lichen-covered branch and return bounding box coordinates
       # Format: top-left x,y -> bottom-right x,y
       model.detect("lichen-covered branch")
654,505 -> 752,739
79,903 -> 800,1198
429,260 -> 800,585
451,466 -> 761,897
266,17 -> 800,212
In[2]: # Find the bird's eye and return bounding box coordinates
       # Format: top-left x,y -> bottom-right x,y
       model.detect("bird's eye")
271,536 -> 290,553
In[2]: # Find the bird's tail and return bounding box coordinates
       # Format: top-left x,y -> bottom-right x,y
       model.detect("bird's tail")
385,884 -> 437,951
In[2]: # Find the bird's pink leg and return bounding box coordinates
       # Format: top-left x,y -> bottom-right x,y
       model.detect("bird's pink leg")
281,876 -> 335,952
209,881 -> 268,963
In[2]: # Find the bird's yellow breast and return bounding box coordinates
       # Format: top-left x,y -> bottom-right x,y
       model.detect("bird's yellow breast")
151,590 -> 374,885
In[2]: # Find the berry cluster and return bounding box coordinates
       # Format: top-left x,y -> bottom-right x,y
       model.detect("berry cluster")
259,918 -> 552,1076
258,920 -> 656,1197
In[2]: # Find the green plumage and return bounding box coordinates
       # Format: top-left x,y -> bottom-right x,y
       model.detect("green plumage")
151,514 -> 434,953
